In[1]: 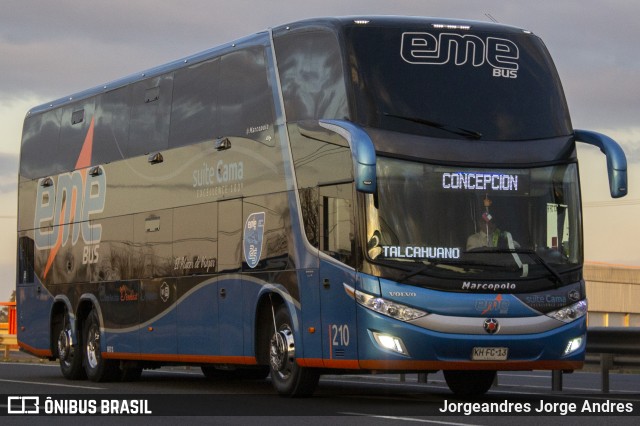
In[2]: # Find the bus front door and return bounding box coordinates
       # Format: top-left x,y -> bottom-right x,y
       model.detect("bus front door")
318,184 -> 357,365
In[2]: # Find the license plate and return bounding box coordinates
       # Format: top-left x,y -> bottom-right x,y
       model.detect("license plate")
472,347 -> 508,361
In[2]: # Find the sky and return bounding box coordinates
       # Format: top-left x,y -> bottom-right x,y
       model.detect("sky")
1,0 -> 639,300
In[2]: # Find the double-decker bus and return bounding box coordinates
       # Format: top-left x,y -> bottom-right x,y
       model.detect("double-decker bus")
17,16 -> 627,396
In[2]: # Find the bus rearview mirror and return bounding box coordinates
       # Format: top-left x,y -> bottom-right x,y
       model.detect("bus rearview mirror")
319,120 -> 377,193
574,129 -> 628,199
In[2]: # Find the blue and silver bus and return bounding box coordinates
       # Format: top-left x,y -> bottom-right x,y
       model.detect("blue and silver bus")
17,16 -> 627,396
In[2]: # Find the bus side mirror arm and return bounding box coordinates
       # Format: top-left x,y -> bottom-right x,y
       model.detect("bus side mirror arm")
319,120 -> 377,193
574,129 -> 628,199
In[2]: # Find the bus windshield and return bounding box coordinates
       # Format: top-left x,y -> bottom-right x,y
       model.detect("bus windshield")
366,157 -> 582,283
344,24 -> 572,141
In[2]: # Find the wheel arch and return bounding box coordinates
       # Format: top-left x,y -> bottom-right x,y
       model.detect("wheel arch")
77,294 -> 101,323
50,296 -> 73,358
254,290 -> 284,365
73,294 -> 103,345
254,285 -> 301,364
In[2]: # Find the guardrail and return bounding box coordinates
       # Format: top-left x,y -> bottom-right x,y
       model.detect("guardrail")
0,301 -> 17,359
0,301 -> 16,334
584,327 -> 640,392
551,327 -> 640,392
0,333 -> 17,360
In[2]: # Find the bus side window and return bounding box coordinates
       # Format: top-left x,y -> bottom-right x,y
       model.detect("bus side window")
94,85 -> 132,164
218,47 -> 275,140
127,74 -> 173,158
319,184 -> 355,267
20,110 -> 62,179
18,236 -> 35,284
58,99 -> 96,169
169,58 -> 220,149
299,187 -> 319,248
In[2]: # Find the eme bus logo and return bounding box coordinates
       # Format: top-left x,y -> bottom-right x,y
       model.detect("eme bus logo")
33,167 -> 107,276
401,32 -> 519,78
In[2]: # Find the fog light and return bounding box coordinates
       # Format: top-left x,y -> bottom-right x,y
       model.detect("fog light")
564,336 -> 584,355
373,332 -> 408,356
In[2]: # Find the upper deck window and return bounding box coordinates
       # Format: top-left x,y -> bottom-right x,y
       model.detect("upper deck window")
274,30 -> 349,122
344,25 -> 572,141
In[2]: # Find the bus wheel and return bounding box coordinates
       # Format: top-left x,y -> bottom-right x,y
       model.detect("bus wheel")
268,305 -> 319,397
56,309 -> 86,380
443,370 -> 496,396
83,309 -> 119,382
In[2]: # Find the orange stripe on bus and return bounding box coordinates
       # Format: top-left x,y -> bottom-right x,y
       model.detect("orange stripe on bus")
75,117 -> 95,169
295,358 -> 359,369
18,341 -> 52,358
101,352 -> 257,365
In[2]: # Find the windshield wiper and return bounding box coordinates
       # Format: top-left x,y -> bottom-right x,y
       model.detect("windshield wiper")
395,259 -> 463,283
523,250 -> 564,287
396,263 -> 435,283
466,248 -> 564,287
383,112 -> 483,140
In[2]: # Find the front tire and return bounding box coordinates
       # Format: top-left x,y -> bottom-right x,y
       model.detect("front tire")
443,370 -> 496,397
268,305 -> 319,397
83,309 -> 120,382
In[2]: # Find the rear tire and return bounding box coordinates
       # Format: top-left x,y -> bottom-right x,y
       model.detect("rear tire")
83,309 -> 120,382
56,308 -> 86,380
268,304 -> 319,397
443,370 -> 496,397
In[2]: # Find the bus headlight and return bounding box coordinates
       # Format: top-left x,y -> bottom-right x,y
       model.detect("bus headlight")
355,290 -> 427,322
547,300 -> 587,323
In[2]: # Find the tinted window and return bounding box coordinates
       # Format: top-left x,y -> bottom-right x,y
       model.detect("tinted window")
169,58 -> 220,148
21,46 -> 274,178
94,86 -> 132,164
127,74 -> 173,157
288,122 -> 353,189
20,109 -> 62,179
170,47 -> 275,148
274,30 -> 349,122
58,99 -> 96,170
345,26 -> 572,141
18,235 -> 35,284
218,47 -> 274,139
320,183 -> 355,267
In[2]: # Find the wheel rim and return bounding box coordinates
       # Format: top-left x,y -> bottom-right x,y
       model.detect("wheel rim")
86,324 -> 100,369
57,326 -> 72,365
269,324 -> 295,379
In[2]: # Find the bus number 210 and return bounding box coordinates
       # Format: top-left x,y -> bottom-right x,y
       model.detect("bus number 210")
331,324 -> 350,347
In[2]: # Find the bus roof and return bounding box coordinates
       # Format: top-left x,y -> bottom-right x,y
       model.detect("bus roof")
273,16 -> 528,34
26,16 -> 530,118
